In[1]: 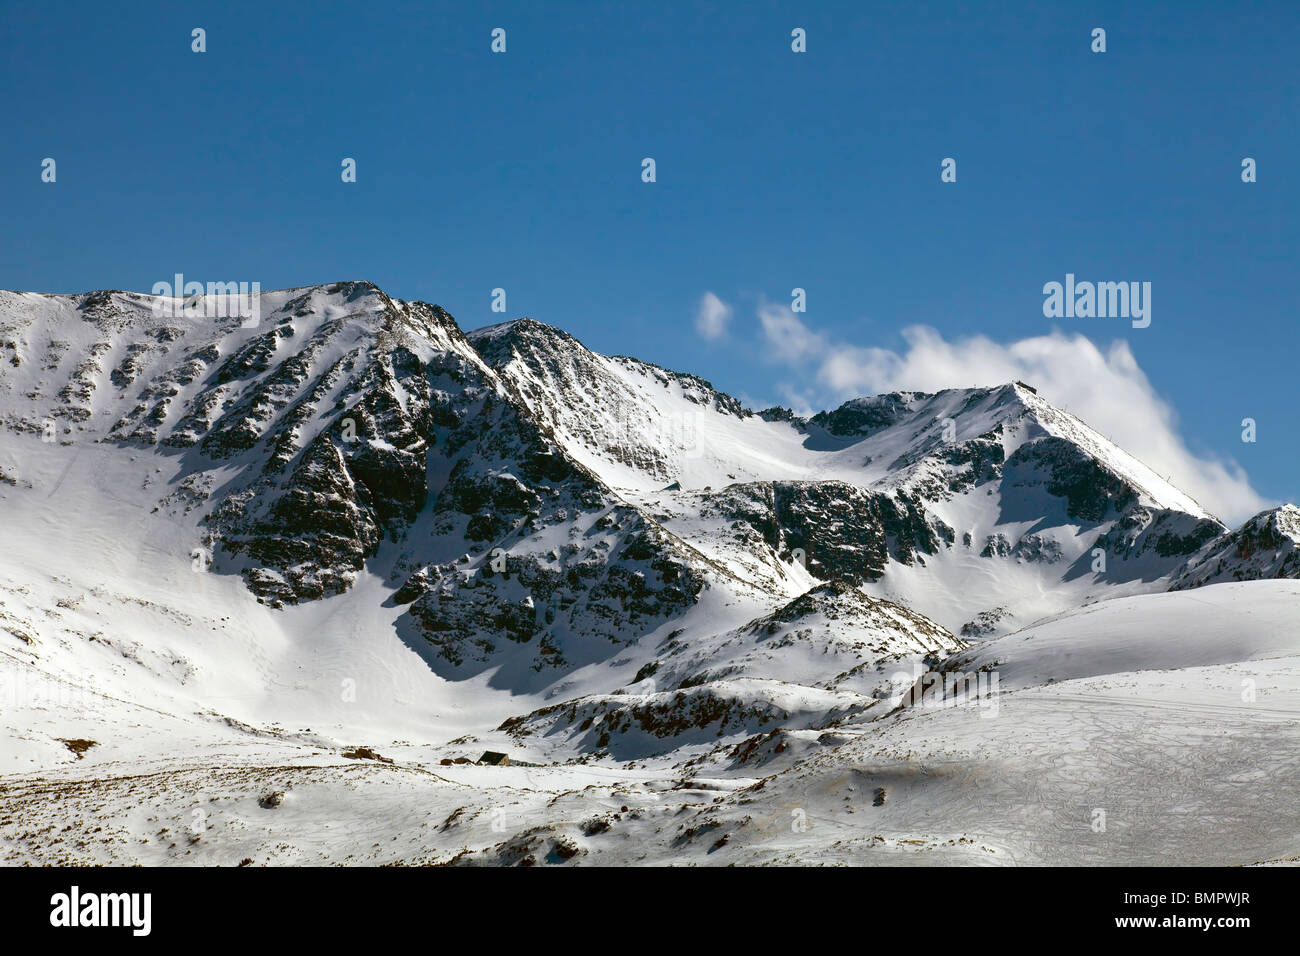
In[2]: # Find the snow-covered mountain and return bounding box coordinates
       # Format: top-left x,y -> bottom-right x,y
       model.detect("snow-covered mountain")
1169,504 -> 1300,590
466,315 -> 1234,636
2,282 -> 1297,866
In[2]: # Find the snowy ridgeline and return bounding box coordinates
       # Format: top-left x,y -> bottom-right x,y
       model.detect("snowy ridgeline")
0,282 -> 1297,866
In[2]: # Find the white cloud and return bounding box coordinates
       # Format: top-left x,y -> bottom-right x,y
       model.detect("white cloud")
694,292 -> 733,341
756,304 -> 1269,525
757,300 -> 825,361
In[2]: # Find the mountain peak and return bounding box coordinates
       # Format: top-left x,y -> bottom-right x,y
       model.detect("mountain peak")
469,315 -> 580,346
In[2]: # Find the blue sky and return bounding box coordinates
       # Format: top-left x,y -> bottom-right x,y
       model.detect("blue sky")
1,1 -> 1295,519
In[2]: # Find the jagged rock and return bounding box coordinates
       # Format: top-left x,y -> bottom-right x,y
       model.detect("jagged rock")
1170,505 -> 1300,590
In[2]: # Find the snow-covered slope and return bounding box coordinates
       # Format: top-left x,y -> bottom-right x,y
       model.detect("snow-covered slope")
940,579 -> 1300,692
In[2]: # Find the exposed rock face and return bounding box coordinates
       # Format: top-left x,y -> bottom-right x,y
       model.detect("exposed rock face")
402,509 -> 706,673
498,679 -> 875,762
693,480 -> 950,583
1169,505 -> 1300,590
961,606 -> 1010,638
808,392 -> 926,438
1004,436 -> 1138,521
1094,507 -> 1223,563
187,290 -> 486,605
